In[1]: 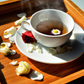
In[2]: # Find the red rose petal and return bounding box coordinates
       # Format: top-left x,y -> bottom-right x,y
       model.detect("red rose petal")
22,31 -> 36,43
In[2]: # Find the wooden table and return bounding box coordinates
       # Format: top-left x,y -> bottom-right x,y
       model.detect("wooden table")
0,15 -> 84,84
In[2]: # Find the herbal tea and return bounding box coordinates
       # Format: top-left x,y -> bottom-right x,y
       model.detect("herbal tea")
36,20 -> 68,35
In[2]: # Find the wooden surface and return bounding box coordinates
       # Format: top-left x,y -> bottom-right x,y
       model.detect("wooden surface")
0,0 -> 67,23
0,16 -> 84,84
64,0 -> 84,30
0,0 -> 84,84
0,0 -> 20,5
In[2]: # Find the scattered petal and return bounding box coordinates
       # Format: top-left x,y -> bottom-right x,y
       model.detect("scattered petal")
35,45 -> 42,53
67,47 -> 73,51
56,46 -> 65,54
27,43 -> 35,53
9,61 -> 18,65
4,26 -> 16,38
1,42 -> 11,47
22,31 -> 36,43
9,36 -> 15,44
0,43 -> 11,56
15,16 -> 26,25
15,61 -> 31,76
29,71 -> 43,81
48,48 -> 57,55
35,48 -> 42,53
16,26 -> 21,30
17,13 -> 26,18
10,50 -> 16,55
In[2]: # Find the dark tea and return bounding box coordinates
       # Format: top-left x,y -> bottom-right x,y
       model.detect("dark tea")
36,20 -> 68,35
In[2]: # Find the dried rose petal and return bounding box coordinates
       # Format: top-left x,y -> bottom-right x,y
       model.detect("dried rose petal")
22,31 -> 36,43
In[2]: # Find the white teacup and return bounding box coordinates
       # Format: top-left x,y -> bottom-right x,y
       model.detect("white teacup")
21,9 -> 74,47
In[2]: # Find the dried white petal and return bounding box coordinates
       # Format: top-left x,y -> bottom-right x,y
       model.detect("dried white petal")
17,13 -> 26,18
10,50 -> 16,55
16,26 -> 21,30
9,61 -> 17,65
48,48 -> 58,55
15,16 -> 26,25
9,36 -> 15,44
27,48 -> 33,53
35,48 -> 42,53
0,43 -> 11,56
35,45 -> 42,53
15,61 -> 31,76
56,46 -> 65,54
27,44 -> 35,53
4,26 -> 16,38
1,42 -> 11,47
67,47 -> 73,51
29,71 -> 43,81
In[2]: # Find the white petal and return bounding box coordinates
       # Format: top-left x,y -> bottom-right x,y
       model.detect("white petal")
29,71 -> 43,80
1,42 -> 11,47
10,50 -> 16,55
48,48 -> 58,55
9,61 -> 17,65
9,36 -> 15,44
15,16 -> 26,25
35,45 -> 42,53
4,33 -> 12,38
4,26 -> 16,38
27,43 -> 36,53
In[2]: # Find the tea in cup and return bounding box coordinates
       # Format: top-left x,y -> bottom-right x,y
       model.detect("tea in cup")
21,9 -> 74,47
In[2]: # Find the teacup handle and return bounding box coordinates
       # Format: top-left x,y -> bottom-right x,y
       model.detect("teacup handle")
21,20 -> 31,31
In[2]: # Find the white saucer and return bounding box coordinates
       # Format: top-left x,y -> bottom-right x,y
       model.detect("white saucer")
15,23 -> 84,64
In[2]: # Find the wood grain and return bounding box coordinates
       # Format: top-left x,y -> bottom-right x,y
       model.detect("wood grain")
0,0 -> 20,5
64,0 -> 84,30
50,69 -> 84,84
0,0 -> 84,83
0,18 -> 84,84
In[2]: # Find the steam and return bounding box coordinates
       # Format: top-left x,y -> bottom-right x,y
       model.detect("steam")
20,0 -> 67,16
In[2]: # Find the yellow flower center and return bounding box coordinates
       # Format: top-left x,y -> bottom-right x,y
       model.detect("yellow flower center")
1,44 -> 5,48
53,30 -> 58,33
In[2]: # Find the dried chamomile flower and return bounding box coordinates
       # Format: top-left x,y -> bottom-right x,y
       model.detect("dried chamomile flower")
1,42 -> 11,47
0,43 -> 11,56
51,29 -> 61,35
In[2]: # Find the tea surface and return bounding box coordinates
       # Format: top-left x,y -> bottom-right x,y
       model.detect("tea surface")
36,20 -> 68,35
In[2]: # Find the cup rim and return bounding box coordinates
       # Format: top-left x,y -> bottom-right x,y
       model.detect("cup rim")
30,9 -> 74,37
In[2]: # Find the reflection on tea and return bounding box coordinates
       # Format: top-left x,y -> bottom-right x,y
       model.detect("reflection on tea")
36,20 -> 68,35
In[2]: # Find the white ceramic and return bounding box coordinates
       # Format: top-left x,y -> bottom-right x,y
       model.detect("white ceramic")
21,9 -> 74,47
15,22 -> 84,64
